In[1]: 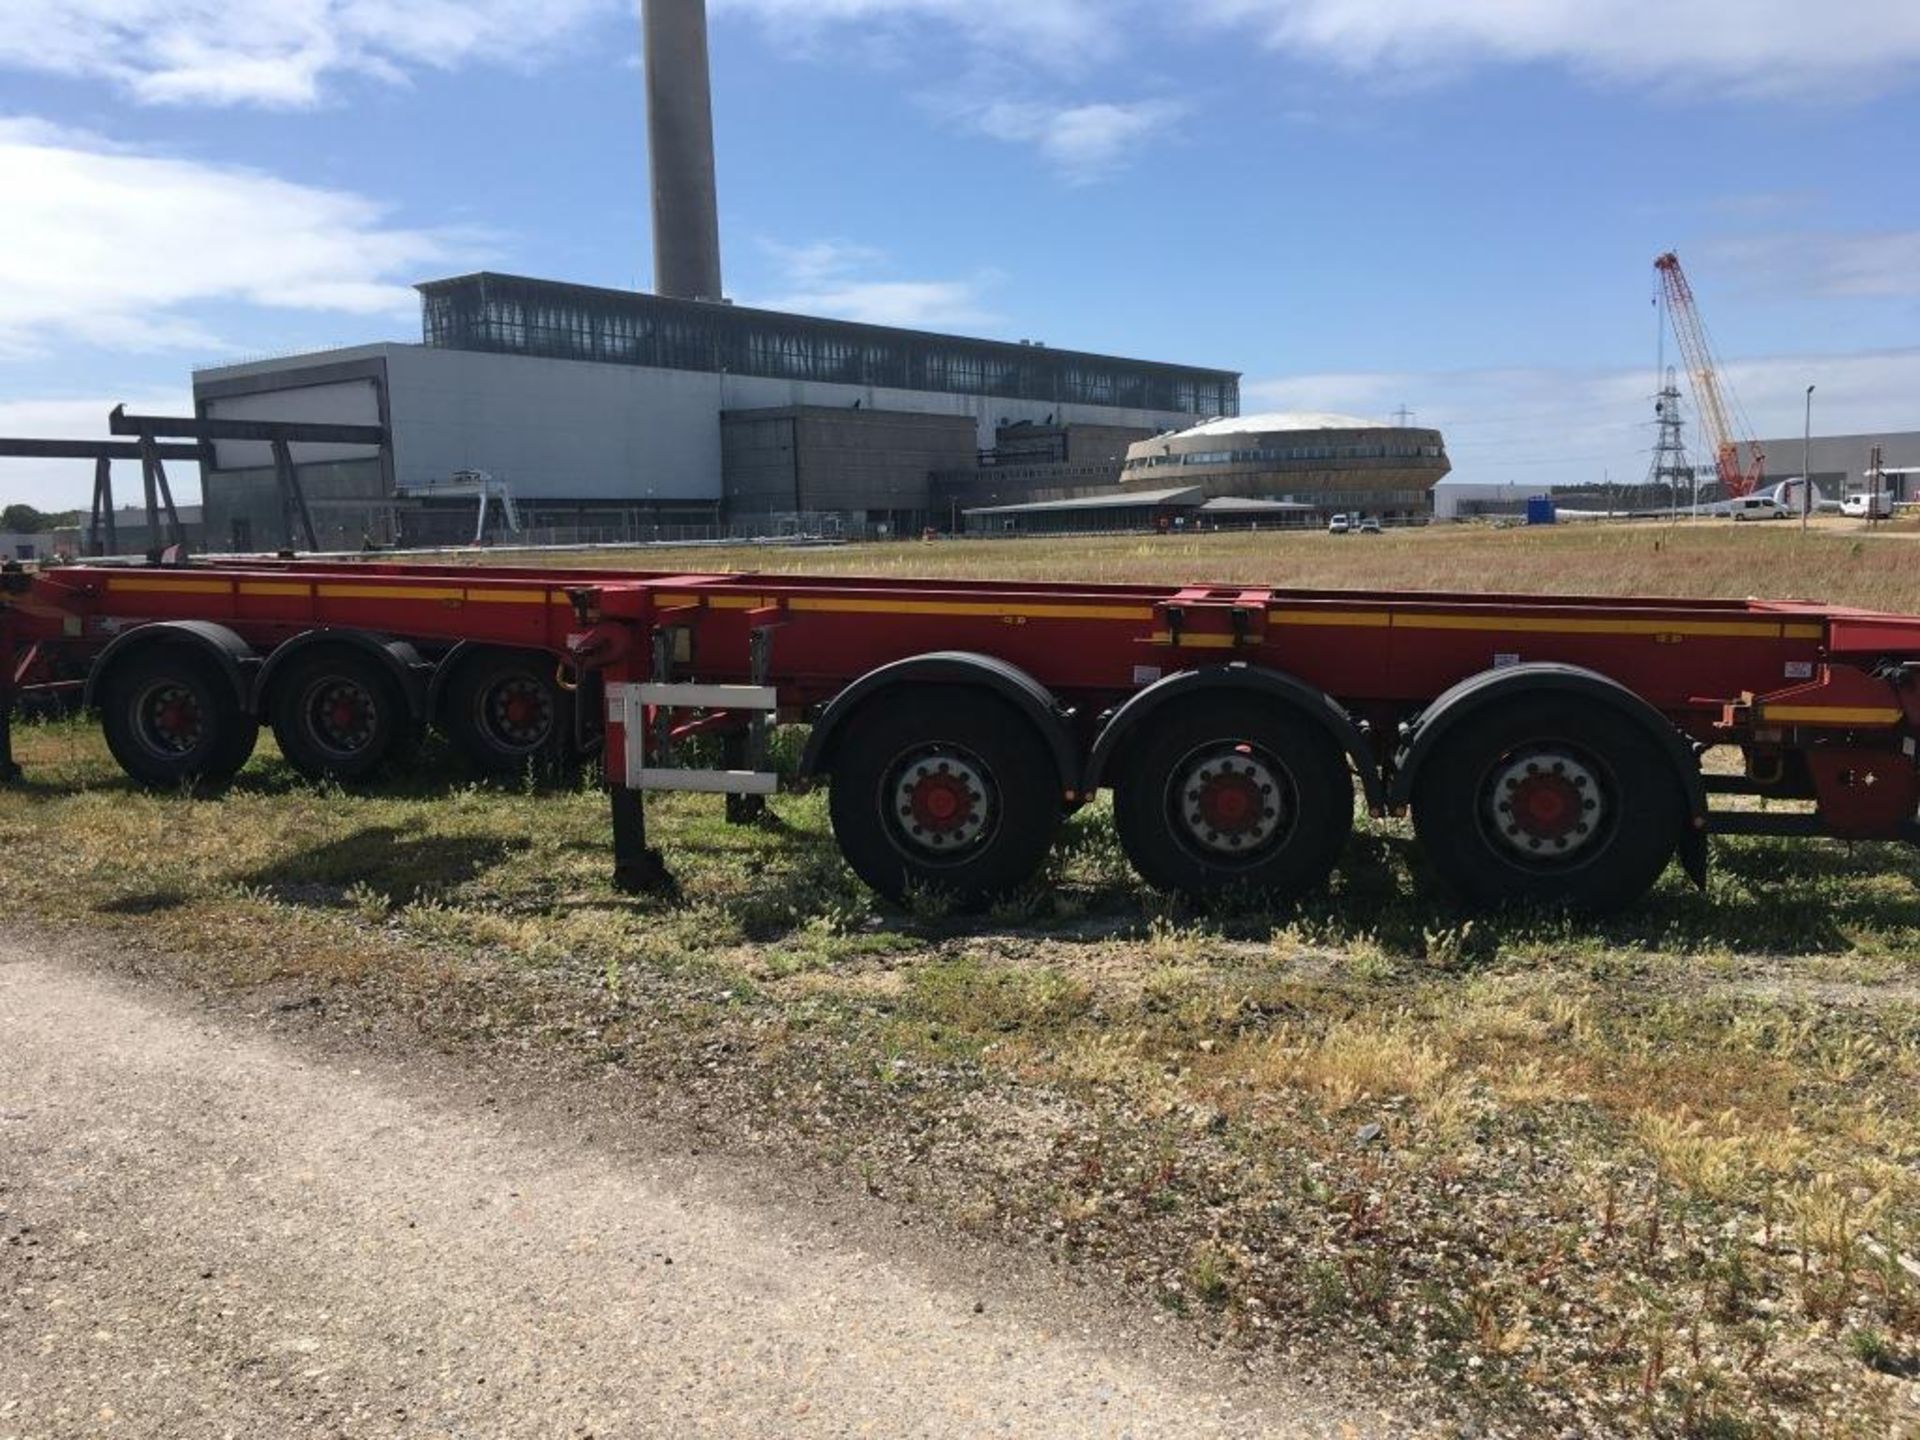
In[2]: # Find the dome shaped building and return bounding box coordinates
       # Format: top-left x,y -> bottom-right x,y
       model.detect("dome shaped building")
1120,412 -> 1450,522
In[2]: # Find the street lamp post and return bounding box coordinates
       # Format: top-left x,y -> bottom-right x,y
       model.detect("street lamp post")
1801,385 -> 1815,530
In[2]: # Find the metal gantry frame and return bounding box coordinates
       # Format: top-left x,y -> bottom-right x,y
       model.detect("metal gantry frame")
0,437 -> 201,557
0,405 -> 390,561
109,405 -> 386,555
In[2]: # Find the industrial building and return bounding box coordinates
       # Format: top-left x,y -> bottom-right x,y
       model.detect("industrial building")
1,531 -> 54,563
192,277 -> 1239,550
37,505 -> 207,557
1754,429 -> 1920,504
181,0 -> 1441,550
1118,413 -> 1451,521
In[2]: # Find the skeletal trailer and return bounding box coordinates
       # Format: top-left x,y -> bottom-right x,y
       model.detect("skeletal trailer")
5,555 -> 1920,912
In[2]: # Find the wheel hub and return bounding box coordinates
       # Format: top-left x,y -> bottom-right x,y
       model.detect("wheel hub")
892,752 -> 992,855
487,677 -> 551,745
312,681 -> 376,752
1486,750 -> 1604,859
142,684 -> 203,753
1174,746 -> 1287,856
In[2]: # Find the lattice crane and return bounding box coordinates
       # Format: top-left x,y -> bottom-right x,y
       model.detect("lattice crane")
1654,252 -> 1765,499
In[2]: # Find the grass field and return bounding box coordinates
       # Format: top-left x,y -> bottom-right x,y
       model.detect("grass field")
6,520 -> 1919,1436
449,514 -> 1920,615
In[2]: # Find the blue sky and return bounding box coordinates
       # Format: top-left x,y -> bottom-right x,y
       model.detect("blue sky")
2,0 -> 1917,509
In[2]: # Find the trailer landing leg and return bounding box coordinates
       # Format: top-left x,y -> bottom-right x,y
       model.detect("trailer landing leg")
610,786 -> 677,897
0,713 -> 19,784
0,677 -> 18,784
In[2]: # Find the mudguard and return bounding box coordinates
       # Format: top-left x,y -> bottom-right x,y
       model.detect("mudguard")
799,651 -> 1079,797
251,629 -> 428,720
83,621 -> 256,712
1083,663 -> 1385,810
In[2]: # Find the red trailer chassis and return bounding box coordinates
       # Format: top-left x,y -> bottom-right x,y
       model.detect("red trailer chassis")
5,555 -> 1919,912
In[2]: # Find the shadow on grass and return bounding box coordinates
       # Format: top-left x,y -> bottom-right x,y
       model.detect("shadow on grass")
917,817 -> 1920,964
95,889 -> 193,916
224,743 -> 588,802
236,826 -> 531,908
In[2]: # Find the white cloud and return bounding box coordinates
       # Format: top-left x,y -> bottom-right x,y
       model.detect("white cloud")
1710,230 -> 1920,299
0,118 -> 477,358
0,390 -> 199,512
717,1 -> 1172,178
751,238 -> 1005,330
0,0 -> 611,108
758,240 -> 890,288
1196,0 -> 1920,95
1246,348 -> 1920,491
711,0 -> 1113,60
968,99 -> 1183,181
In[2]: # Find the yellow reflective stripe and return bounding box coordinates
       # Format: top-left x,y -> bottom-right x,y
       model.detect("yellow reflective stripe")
1149,632 -> 1240,649
316,584 -> 465,602
460,588 -> 546,604
1394,613 -> 1789,639
640,589 -> 1827,641
1763,705 -> 1903,725
106,576 -> 232,596
1270,610 -> 1391,629
655,592 -> 1155,622
237,582 -> 311,597
788,597 -> 1156,621
654,593 -> 769,610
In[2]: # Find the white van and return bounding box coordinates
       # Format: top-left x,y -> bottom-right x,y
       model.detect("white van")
1841,493 -> 1894,519
1728,496 -> 1791,522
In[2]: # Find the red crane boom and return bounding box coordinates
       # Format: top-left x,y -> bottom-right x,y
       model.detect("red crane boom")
1654,251 -> 1766,499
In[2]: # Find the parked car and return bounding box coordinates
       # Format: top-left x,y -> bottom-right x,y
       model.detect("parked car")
1841,493 -> 1894,519
1728,496 -> 1791,522
1327,513 -> 1352,534
1357,516 -> 1383,535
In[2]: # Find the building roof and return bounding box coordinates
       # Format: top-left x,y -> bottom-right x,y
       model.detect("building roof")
1197,496 -> 1315,513
964,486 -> 1201,516
415,273 -> 1241,417
1167,411 -> 1389,439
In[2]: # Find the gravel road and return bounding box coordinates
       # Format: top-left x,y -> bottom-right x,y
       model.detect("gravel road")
0,942 -> 1403,1438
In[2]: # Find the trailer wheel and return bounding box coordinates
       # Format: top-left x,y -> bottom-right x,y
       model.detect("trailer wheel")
827,688 -> 1061,907
1409,694 -> 1683,913
440,649 -> 571,778
1112,699 -> 1352,902
268,647 -> 410,783
100,647 -> 258,790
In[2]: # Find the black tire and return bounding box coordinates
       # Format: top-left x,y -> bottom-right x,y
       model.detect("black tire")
268,647 -> 410,783
99,646 -> 258,790
827,688 -> 1062,908
1112,699 -> 1353,903
439,648 -> 572,779
1408,695 -> 1685,913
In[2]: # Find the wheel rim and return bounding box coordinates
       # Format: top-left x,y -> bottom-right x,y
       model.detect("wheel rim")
1481,745 -> 1609,863
302,677 -> 379,758
478,673 -> 553,751
131,680 -> 206,757
1166,741 -> 1293,862
884,745 -> 996,862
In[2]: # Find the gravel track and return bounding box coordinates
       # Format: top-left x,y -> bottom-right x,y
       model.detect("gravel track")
0,941 -> 1399,1439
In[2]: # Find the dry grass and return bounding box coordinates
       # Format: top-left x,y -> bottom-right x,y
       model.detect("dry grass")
446,516 -> 1920,614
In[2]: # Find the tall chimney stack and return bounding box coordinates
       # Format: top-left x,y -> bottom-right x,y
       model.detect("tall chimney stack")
642,0 -> 724,302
